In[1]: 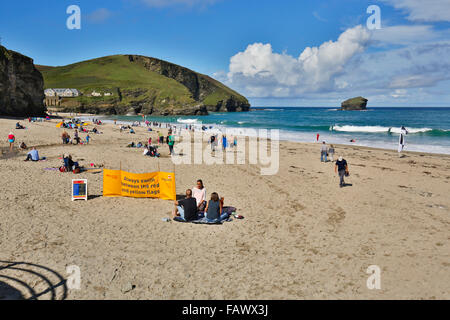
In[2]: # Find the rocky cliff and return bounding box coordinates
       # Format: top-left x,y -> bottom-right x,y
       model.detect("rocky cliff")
0,46 -> 45,117
341,96 -> 368,111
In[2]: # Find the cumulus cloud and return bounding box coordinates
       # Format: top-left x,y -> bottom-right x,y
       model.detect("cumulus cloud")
139,0 -> 221,8
381,0 -> 450,22
333,40 -> 450,103
225,25 -> 371,97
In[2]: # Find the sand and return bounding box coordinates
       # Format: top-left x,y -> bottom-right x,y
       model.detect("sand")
0,117 -> 449,300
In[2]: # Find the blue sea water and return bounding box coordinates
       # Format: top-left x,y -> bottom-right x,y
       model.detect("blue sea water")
92,107 -> 450,155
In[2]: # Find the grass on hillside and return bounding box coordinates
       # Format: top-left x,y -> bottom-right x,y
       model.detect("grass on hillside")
39,55 -> 196,105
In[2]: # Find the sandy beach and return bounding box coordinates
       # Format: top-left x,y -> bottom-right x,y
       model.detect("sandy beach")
0,117 -> 449,300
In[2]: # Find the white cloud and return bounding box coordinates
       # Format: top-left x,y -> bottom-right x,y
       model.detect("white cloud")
225,25 -> 371,97
371,25 -> 440,45
382,0 -> 450,22
140,0 -> 220,8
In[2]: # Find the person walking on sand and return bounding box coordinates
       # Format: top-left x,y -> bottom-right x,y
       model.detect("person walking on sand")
320,141 -> 328,162
328,145 -> 335,162
335,156 -> 349,188
7,132 -> 15,152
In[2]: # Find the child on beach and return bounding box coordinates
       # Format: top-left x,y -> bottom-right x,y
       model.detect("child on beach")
86,134 -> 90,145
7,132 -> 15,152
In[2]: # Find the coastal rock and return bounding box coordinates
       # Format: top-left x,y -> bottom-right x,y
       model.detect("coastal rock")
0,45 -> 45,117
341,97 -> 368,111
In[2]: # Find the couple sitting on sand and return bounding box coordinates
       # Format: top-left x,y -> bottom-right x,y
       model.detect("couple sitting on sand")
172,179 -> 230,223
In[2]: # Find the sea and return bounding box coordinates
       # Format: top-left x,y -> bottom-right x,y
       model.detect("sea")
81,107 -> 450,155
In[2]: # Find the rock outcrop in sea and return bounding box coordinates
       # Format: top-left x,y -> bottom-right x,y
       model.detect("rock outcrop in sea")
341,97 -> 368,111
0,45 -> 45,117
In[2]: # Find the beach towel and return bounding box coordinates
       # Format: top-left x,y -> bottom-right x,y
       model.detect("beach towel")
173,217 -> 224,225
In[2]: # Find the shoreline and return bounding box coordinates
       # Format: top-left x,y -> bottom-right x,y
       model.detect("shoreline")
5,114 -> 450,157
75,115 -> 450,157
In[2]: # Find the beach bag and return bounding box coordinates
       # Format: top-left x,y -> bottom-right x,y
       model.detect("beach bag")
59,166 -> 66,173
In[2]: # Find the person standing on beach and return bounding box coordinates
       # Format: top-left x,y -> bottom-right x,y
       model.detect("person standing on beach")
317,133 -> 320,142
210,135 -> 216,152
320,142 -> 328,162
335,156 -> 349,188
61,131 -> 70,144
168,133 -> 175,155
8,132 -> 15,152
328,145 -> 335,162
74,129 -> 80,145
222,135 -> 227,151
398,126 -> 408,156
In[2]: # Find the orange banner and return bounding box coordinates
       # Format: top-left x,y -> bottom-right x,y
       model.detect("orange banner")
103,170 -> 176,201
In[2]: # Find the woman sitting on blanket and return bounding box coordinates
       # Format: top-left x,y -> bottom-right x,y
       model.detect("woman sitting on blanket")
192,179 -> 207,212
205,193 -> 230,223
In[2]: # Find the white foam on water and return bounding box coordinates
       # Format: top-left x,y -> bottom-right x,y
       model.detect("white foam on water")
332,125 -> 433,134
177,118 -> 198,124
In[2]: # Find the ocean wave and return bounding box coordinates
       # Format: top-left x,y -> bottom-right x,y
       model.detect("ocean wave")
177,118 -> 198,124
331,125 -> 436,134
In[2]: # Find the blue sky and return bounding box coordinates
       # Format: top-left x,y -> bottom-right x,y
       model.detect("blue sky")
1,0 -> 450,107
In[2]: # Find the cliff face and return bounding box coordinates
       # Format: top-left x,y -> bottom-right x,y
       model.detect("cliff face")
0,46 -> 45,117
127,55 -> 251,114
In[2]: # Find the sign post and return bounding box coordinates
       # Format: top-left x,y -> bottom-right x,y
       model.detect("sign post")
72,179 -> 88,201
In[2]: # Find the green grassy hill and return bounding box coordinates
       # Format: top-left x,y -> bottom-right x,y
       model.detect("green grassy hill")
37,55 -> 250,116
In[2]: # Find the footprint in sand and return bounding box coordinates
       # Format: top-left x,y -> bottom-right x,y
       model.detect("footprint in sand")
327,207 -> 346,226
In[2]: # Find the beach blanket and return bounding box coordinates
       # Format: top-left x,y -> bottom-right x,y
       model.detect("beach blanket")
173,217 -> 224,225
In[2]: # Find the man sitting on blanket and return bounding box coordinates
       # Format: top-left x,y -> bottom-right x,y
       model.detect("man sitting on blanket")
172,189 -> 198,222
